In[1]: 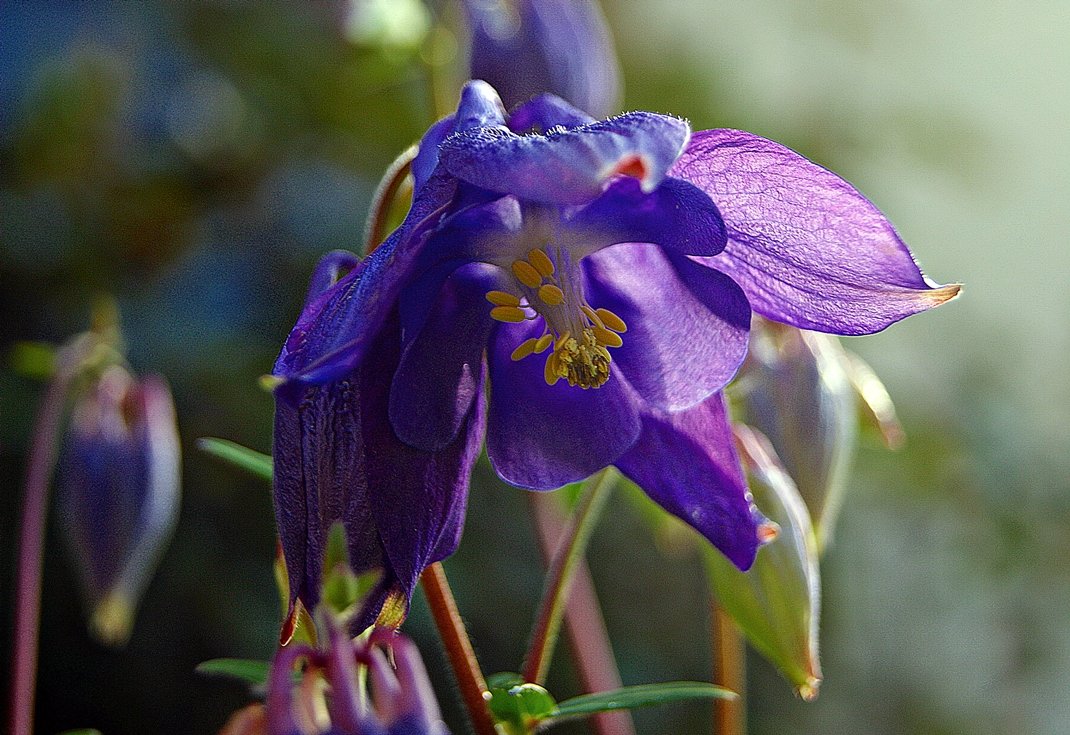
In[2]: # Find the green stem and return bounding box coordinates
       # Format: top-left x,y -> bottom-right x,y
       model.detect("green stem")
522,468 -> 616,685
420,563 -> 498,735
530,492 -> 635,735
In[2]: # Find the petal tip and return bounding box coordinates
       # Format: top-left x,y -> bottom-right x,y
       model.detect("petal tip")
926,282 -> 963,307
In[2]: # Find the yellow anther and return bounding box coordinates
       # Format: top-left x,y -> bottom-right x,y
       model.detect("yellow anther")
485,290 -> 521,307
544,352 -> 561,386
554,331 -> 572,351
534,333 -> 554,353
527,248 -> 555,277
511,260 -> 543,289
595,308 -> 627,333
490,306 -> 527,323
511,338 -> 539,361
594,327 -> 623,348
581,304 -> 604,329
538,284 -> 565,306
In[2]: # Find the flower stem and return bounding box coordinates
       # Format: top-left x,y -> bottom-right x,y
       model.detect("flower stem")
7,335 -> 96,735
712,600 -> 745,735
363,145 -> 417,256
530,492 -> 635,735
419,562 -> 497,735
522,468 -> 616,685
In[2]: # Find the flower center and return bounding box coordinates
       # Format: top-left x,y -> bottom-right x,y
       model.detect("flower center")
486,248 -> 627,389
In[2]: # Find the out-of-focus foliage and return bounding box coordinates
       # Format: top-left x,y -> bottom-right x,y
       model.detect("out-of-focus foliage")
2,2 -> 1068,735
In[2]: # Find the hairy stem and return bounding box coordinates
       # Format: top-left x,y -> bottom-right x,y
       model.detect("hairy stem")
530,492 -> 635,735
420,563 -> 497,735
522,468 -> 616,685
712,600 -> 746,735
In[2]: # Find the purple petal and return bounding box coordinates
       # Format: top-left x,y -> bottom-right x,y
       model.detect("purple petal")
368,329 -> 485,597
508,93 -> 596,133
454,79 -> 509,133
440,112 -> 691,205
671,129 -> 960,334
584,243 -> 750,411
614,394 -> 762,570
390,264 -> 496,451
486,319 -> 641,489
563,176 -> 727,257
304,250 -> 361,305
273,379 -> 386,615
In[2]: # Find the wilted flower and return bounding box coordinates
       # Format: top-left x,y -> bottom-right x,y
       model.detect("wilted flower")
464,0 -> 621,117
265,628 -> 449,735
56,365 -> 181,644
273,81 -> 958,623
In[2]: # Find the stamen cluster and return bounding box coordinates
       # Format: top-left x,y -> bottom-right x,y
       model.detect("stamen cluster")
486,247 -> 628,389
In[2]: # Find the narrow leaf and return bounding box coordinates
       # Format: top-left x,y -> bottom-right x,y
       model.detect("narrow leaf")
705,425 -> 822,699
197,437 -> 272,481
195,658 -> 271,686
548,682 -> 735,722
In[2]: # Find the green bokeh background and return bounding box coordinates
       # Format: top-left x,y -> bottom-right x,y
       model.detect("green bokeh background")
2,2 -> 1067,733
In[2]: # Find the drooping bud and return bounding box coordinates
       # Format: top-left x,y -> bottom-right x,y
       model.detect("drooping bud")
56,365 -> 181,645
704,424 -> 822,700
730,318 -> 857,551
463,0 -> 621,117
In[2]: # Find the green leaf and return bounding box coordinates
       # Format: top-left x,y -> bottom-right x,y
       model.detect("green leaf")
59,730 -> 103,735
548,682 -> 735,723
195,658 -> 271,686
705,425 -> 822,700
197,437 -> 272,481
485,677 -> 556,735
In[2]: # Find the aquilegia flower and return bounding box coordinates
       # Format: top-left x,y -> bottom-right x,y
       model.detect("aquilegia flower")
57,365 -> 181,644
272,81 -> 958,625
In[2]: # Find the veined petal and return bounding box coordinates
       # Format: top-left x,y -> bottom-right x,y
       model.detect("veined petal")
508,93 -> 597,133
615,393 -> 763,570
563,176 -> 727,257
486,319 -> 641,489
390,264 -> 496,451
671,129 -> 960,334
584,244 -> 750,411
440,112 -> 691,205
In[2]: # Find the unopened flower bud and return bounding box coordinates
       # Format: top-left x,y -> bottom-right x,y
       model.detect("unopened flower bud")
56,365 -> 180,644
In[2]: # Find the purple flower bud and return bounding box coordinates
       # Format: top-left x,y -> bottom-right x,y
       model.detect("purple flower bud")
265,629 -> 449,735
56,365 -> 180,644
464,0 -> 622,117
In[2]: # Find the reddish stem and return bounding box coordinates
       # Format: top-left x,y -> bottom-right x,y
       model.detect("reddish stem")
712,600 -> 746,735
8,336 -> 95,735
419,563 -> 497,735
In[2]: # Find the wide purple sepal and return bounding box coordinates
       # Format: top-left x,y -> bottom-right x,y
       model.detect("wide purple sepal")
615,393 -> 763,570
672,129 -> 960,334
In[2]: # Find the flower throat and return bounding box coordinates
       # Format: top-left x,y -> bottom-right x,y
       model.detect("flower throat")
486,247 -> 627,389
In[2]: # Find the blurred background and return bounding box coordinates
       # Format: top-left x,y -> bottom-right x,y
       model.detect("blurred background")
1,1 -> 1067,733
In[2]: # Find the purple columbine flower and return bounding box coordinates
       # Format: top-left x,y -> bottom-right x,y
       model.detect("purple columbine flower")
464,0 -> 621,118
273,81 -> 958,620
56,365 -> 181,644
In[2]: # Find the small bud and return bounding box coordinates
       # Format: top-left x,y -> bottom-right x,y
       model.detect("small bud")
731,319 -> 857,551
56,366 -> 180,645
464,0 -> 622,117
